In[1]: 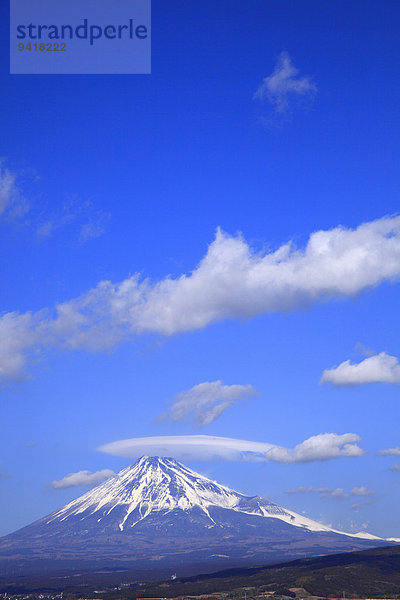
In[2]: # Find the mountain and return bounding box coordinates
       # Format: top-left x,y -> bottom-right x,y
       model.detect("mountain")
0,457 -> 395,581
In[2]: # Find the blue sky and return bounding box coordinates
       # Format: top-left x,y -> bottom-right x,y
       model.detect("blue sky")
0,0 -> 400,539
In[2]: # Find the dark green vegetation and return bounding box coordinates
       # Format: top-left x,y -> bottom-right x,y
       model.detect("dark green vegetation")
0,545 -> 399,599
125,544 -> 400,600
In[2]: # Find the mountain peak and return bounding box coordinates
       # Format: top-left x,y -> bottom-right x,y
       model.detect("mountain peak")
129,455 -> 186,470
134,455 -> 180,463
48,455 -> 244,531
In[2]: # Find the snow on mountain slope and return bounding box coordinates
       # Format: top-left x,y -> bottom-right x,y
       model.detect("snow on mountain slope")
48,456 -> 242,530
46,456 -> 385,541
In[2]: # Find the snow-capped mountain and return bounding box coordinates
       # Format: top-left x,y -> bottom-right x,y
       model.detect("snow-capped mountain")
48,456 -> 245,531
44,456 -> 381,539
0,457 -> 395,580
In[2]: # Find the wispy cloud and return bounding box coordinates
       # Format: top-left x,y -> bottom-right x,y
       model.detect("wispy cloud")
0,162 -> 28,220
285,485 -> 374,500
320,352 -> 400,386
51,468 -> 116,489
254,51 -> 317,113
79,218 -> 108,243
379,446 -> 400,457
159,381 -> 257,426
0,312 -> 39,382
378,447 -> 400,473
2,216 -> 400,383
0,464 -> 11,480
0,159 -> 108,244
285,486 -> 348,499
98,433 -> 365,464
36,197 -> 110,244
350,486 -> 375,497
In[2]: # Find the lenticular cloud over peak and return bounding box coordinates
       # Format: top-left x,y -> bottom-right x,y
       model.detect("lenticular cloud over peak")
98,433 -> 365,464
1,215 -> 400,382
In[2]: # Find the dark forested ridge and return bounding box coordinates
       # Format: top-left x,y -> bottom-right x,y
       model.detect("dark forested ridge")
1,544 -> 399,598
112,544 -> 400,600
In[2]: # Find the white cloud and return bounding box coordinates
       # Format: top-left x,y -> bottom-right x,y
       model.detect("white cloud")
285,486 -> 347,498
159,381 -> 257,426
0,312 -> 39,381
265,433 -> 365,463
2,215 -> 400,382
254,51 -> 317,112
328,488 -> 347,498
390,464 -> 400,472
286,485 -> 374,500
0,162 -> 28,220
320,352 -> 400,387
379,446 -> 400,457
98,433 -> 365,464
350,486 -> 375,497
51,468 -> 116,489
